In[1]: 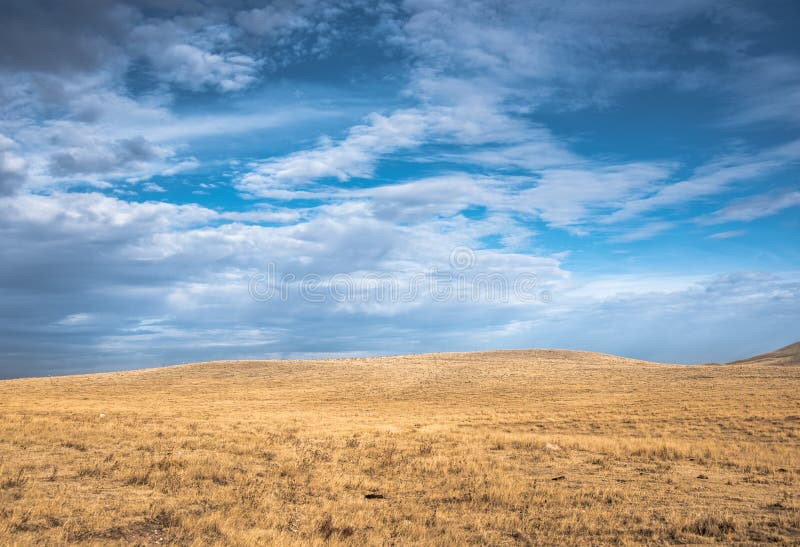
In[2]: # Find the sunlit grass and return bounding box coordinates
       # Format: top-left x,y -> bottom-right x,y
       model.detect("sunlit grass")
1,350 -> 798,544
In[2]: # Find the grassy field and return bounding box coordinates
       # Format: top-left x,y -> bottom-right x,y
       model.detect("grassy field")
1,346 -> 799,545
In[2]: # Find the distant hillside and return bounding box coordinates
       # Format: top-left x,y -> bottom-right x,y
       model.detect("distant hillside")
1,346 -> 800,544
728,341 -> 800,366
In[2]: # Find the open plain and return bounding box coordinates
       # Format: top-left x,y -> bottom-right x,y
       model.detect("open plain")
1,345 -> 799,545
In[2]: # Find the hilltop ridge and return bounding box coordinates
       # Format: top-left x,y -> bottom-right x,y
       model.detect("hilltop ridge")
727,341 -> 800,366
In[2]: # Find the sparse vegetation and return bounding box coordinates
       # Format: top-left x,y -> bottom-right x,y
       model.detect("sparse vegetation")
1,349 -> 799,544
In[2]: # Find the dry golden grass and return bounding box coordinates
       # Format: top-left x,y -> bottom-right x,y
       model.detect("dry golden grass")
1,348 -> 799,545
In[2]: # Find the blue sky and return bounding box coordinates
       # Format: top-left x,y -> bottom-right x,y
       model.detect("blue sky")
0,0 -> 799,377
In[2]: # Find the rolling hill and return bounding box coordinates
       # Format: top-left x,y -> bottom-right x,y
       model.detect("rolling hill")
728,341 -> 800,366
0,346 -> 798,544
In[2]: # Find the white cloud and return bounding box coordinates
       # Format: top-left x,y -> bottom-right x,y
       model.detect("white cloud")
707,190 -> 800,224
144,109 -> 330,143
236,96 -> 550,198
521,163 -> 674,231
238,109 -> 429,195
235,6 -> 311,36
142,182 -> 166,193
130,19 -> 259,92
606,141 -> 800,224
0,192 -> 216,234
397,0 -> 735,107
708,230 -> 746,239
609,222 -> 675,243
460,138 -> 581,171
353,173 -> 504,223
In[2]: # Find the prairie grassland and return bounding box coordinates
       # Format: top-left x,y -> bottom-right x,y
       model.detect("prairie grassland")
0,349 -> 799,545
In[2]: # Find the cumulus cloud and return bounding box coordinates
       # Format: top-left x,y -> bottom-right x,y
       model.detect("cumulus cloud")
0,1 -> 265,99
128,18 -> 260,92
49,136 -> 169,177
0,192 -> 215,237
0,188 -> 560,376
353,174 -> 502,223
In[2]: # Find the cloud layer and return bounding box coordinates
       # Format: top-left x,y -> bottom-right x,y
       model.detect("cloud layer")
1,0 -> 799,377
